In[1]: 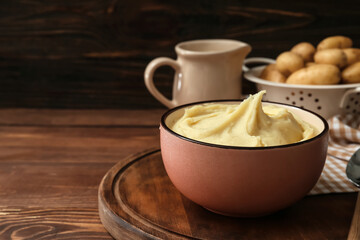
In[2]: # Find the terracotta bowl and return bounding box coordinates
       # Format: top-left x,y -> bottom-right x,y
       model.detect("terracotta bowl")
160,100 -> 329,217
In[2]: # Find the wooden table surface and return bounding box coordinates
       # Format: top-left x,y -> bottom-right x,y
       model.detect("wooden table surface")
0,108 -> 357,239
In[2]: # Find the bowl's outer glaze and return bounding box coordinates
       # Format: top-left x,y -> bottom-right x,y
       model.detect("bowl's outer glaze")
160,118 -> 328,217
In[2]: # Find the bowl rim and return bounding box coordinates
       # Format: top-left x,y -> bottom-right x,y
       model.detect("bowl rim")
160,99 -> 329,150
244,65 -> 360,89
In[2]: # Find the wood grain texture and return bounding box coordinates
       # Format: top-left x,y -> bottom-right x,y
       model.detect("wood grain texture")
0,109 -> 161,239
348,193 -> 360,240
0,126 -> 159,207
0,1 -> 359,108
0,109 -> 358,239
0,208 -> 113,239
0,109 -> 164,126
99,149 -> 357,240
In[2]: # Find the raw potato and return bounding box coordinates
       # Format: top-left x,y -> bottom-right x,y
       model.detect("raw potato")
291,42 -> 316,62
260,64 -> 286,83
276,51 -> 304,77
314,49 -> 347,68
317,35 -> 352,50
342,62 -> 360,83
266,35 -> 359,86
305,62 -> 316,67
286,64 -> 341,85
343,48 -> 360,65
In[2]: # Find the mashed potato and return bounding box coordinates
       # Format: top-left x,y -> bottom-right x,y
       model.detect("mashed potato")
170,91 -> 318,147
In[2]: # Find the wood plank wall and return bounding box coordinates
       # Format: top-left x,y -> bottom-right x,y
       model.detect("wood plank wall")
0,0 -> 359,109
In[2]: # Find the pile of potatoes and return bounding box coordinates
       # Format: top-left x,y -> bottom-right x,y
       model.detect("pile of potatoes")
260,36 -> 360,85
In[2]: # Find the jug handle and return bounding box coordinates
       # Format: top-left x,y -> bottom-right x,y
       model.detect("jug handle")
242,57 -> 276,72
339,87 -> 360,114
144,57 -> 181,108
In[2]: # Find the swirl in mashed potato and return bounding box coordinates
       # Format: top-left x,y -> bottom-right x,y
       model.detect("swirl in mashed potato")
170,91 -> 318,147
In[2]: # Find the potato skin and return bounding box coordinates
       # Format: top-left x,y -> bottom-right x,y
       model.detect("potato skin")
260,64 -> 286,83
291,42 -> 316,62
343,48 -> 360,65
342,62 -> 360,83
317,35 -> 352,50
276,51 -> 304,77
305,62 -> 316,67
286,64 -> 341,85
314,49 -> 347,68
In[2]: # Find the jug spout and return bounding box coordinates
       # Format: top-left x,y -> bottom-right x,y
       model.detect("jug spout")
234,41 -> 252,61
241,43 -> 252,58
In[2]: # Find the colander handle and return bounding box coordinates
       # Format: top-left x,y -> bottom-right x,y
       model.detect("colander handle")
339,87 -> 360,113
243,57 -> 276,72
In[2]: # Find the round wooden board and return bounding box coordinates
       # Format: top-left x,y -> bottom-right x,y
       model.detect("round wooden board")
98,148 -> 355,240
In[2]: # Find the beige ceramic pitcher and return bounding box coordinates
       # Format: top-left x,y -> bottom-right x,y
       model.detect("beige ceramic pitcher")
144,39 -> 251,108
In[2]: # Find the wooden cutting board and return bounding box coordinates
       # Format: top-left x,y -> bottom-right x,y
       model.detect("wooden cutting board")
98,148 -> 355,240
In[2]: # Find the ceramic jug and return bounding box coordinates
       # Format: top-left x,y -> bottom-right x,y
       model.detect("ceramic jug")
144,39 -> 251,108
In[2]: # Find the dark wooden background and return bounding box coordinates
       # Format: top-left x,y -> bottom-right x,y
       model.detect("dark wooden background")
1,0 -> 359,109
